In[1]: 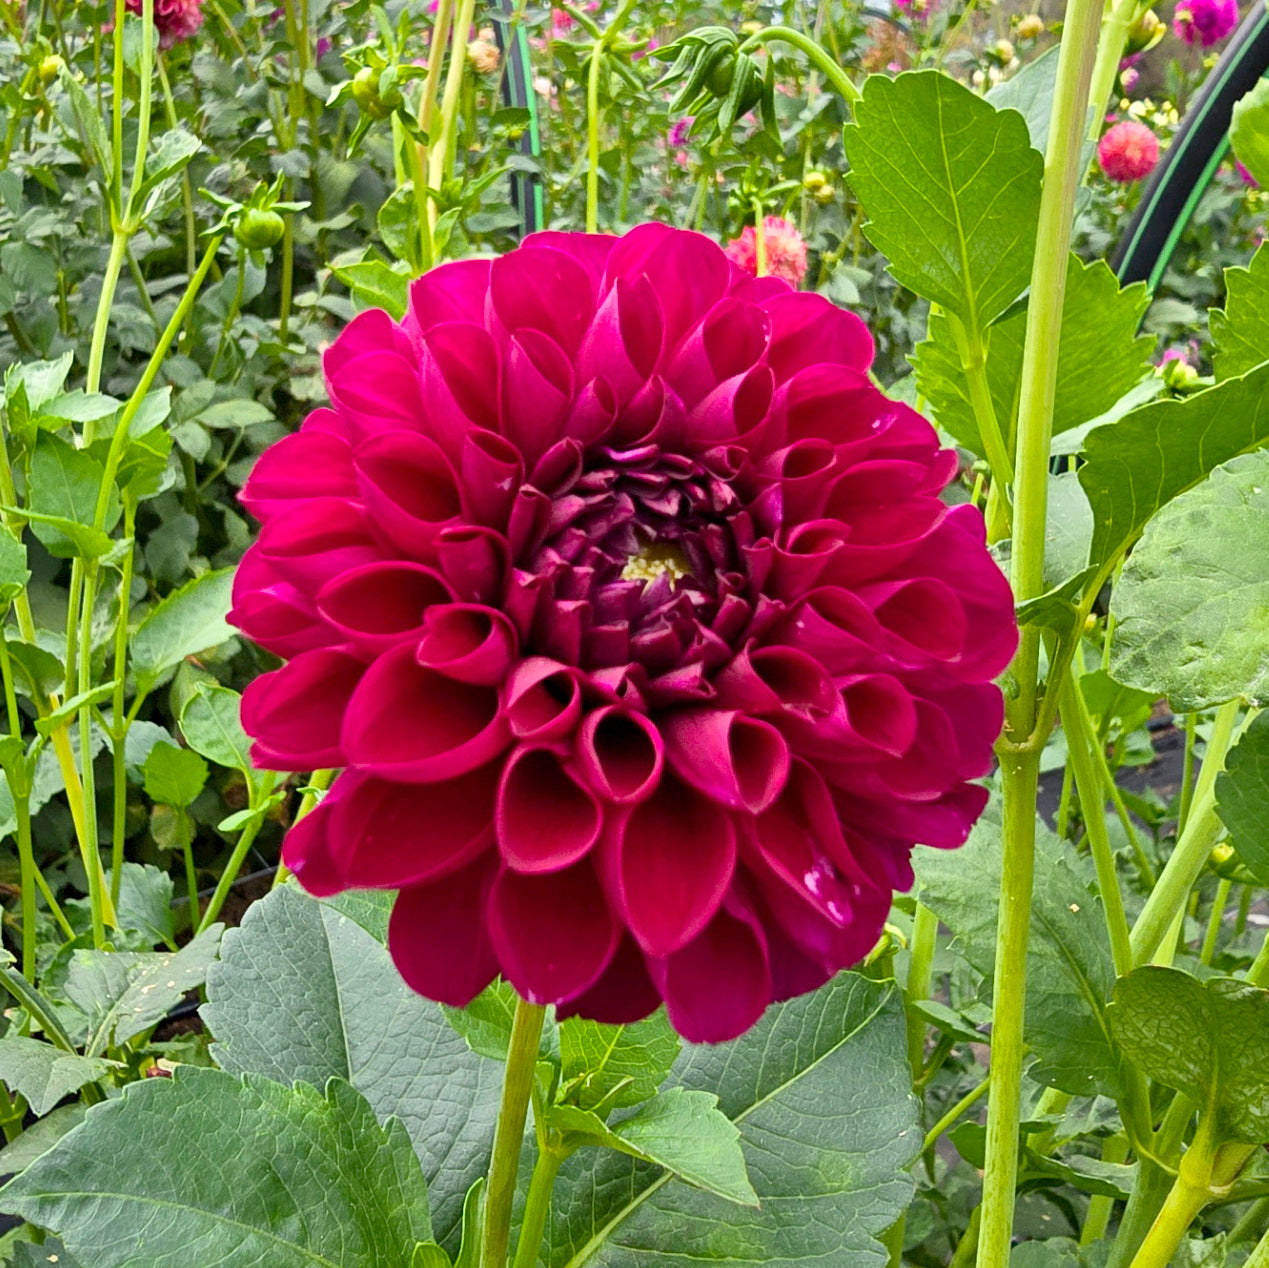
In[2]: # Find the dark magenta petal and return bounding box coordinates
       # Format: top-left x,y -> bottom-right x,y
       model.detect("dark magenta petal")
239,427 -> 357,522
405,258 -> 492,334
256,498 -> 382,596
665,298 -> 770,409
687,365 -> 775,445
501,329 -> 574,465
780,586 -> 886,674
280,796 -> 345,897
330,765 -> 497,887
838,673 -> 919,758
576,706 -> 663,803
323,309 -> 399,379
496,745 -> 602,872
664,709 -> 790,813
862,577 -> 968,662
327,349 -> 425,436
460,428 -> 523,528
503,657 -> 582,741
389,858 -> 500,1007
522,230 -> 618,288
418,322 -> 501,449
653,904 -> 771,1043
488,860 -> 620,1004
434,526 -> 510,604
763,291 -> 874,380
343,642 -> 509,781
576,274 -> 664,405
555,935 -> 662,1026
316,561 -> 451,653
241,647 -> 364,770
230,551 -> 332,659
714,644 -> 838,718
606,776 -> 736,956
417,603 -> 518,685
490,246 -> 596,357
355,430 -> 462,560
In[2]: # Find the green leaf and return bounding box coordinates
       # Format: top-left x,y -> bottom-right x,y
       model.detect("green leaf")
549,1089 -> 757,1206
62,926 -> 223,1053
5,509 -> 112,562
334,259 -> 411,320
985,45 -> 1057,153
1110,967 -> 1269,1144
379,184 -> 421,270
913,257 -> 1152,457
0,1068 -> 432,1267
1079,360 -> 1269,576
558,1012 -> 679,1111
33,682 -> 120,736
1231,79 -> 1269,190
1108,450 -> 1269,710
142,741 -> 209,808
0,1036 -> 111,1116
1211,244 -> 1269,381
25,433 -> 120,558
546,974 -> 917,1267
130,568 -> 237,692
1045,470 -> 1096,589
413,1244 -> 453,1268
4,640 -> 63,701
179,682 -> 253,774
0,532 -> 30,602
0,1104 -> 86,1175
2,355 -> 74,411
843,70 -> 1042,331
202,884 -> 502,1252
110,861 -> 178,949
59,64 -> 113,178
1216,710 -> 1269,885
913,802 -> 1125,1098
441,978 -> 558,1063
135,126 -> 202,201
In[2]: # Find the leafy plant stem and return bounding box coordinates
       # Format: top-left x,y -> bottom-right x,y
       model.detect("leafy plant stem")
947,312 -> 1012,528
428,0 -> 478,228
736,26 -> 859,104
1107,1158 -> 1177,1268
279,217 -> 294,345
1200,878 -> 1231,965
905,899 -> 938,1081
509,1144 -> 564,1268
196,771 -> 277,933
416,0 -> 455,226
1081,1133 -> 1130,1246
86,231 -> 129,398
272,767 -> 332,888
585,36 -> 603,232
753,199 -> 767,276
1129,698 -> 1241,966
481,995 -> 547,1268
1245,1223 -> 1269,1268
1058,670 -> 1132,975
155,52 -> 197,278
108,496 -> 136,907
0,629 -> 35,981
1178,712 -> 1197,834
1085,0 -> 1138,143
209,246 -> 248,379
922,1072 -> 990,1157
177,806 -> 198,930
1229,1197 -> 1269,1248
1246,925 -> 1269,987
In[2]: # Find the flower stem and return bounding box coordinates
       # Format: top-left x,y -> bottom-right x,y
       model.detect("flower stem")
481,996 -> 547,1268
752,199 -> 767,277
978,0 -> 1104,1261
737,26 -> 859,104
429,0 -> 478,228
197,772 -> 277,934
509,1143 -> 563,1268
1085,0 -> 1138,143
585,35 -> 604,232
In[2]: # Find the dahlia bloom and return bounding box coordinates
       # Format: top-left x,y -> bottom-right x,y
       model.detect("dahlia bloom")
1173,0 -> 1238,46
724,217 -> 809,287
125,0 -> 203,48
1097,120 -> 1160,183
232,224 -> 1015,1042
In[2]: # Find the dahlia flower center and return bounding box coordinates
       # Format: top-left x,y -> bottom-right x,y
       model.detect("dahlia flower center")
620,542 -> 692,586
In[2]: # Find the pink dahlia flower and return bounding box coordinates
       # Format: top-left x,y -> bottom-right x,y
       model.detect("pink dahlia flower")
232,224 -> 1016,1043
1097,120 -> 1160,183
125,0 -> 204,47
724,217 -> 809,287
1173,0 -> 1238,46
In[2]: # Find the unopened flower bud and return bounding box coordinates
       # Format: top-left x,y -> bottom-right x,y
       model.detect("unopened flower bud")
1016,14 -> 1044,39
38,53 -> 65,84
351,66 -> 401,119
467,37 -> 500,74
1126,8 -> 1165,52
235,207 -> 286,250
990,38 -> 1015,63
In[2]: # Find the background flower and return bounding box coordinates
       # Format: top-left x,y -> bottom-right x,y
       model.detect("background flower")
233,224 -> 1015,1042
125,0 -> 204,48
723,216 -> 809,286
1172,0 -> 1238,47
1098,120 -> 1160,183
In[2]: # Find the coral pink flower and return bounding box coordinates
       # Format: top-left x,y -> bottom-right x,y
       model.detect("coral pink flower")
1173,0 -> 1238,46
232,225 -> 1016,1043
1097,120 -> 1159,183
724,217 -> 809,287
125,0 -> 204,47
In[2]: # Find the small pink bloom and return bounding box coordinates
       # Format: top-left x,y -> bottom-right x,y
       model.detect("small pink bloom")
1173,0 -> 1238,47
723,216 -> 809,287
126,0 -> 204,48
1097,120 -> 1159,183
1120,66 -> 1139,93
235,225 -> 1015,1043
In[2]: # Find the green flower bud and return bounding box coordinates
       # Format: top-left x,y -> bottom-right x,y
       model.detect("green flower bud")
235,207 -> 286,250
39,54 -> 65,85
351,66 -> 401,120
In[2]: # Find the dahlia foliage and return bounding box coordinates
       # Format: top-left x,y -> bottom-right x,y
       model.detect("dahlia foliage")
232,224 -> 1016,1042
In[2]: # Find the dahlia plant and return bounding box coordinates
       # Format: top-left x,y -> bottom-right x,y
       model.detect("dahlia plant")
1,0 -> 1269,1267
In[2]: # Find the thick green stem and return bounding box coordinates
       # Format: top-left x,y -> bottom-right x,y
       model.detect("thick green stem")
1130,699 -> 1241,966
1085,0 -> 1138,143
1108,1159 -> 1183,1268
509,1145 -> 563,1268
905,900 -> 938,1082
481,996 -> 547,1268
177,807 -> 199,932
0,629 -> 35,982
197,771 -> 277,934
1246,1225 -> 1269,1268
585,37 -> 604,232
109,499 -> 136,908
1200,878 -> 1231,965
737,25 -> 859,104
428,0 -> 479,224
86,232 -> 129,397
1082,1134 -> 1130,1247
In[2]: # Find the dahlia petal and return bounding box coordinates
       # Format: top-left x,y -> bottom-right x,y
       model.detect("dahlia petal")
316,561 -> 452,653
327,350 -> 425,436
405,258 -> 493,336
713,644 -> 838,718
873,698 -> 961,798
753,439 -> 843,527
241,647 -> 364,769
665,298 -> 770,410
230,552 -> 332,659
774,363 -> 891,447
417,603 -> 519,685
764,291 -> 874,380
653,903 -> 771,1043
502,330 -> 574,464
323,308 -> 400,378
488,860 -> 620,1003
330,765 -> 498,887
521,230 -> 618,288
577,274 -> 665,405
768,519 -> 850,598
862,577 -> 968,663
554,935 -> 662,1026
576,706 -> 663,803
496,745 -> 602,872
342,642 -> 509,781
605,776 -> 736,956
389,857 -> 500,1007
780,585 -> 886,674
239,428 -> 357,522
434,526 -> 510,604
839,673 -> 919,758
489,246 -> 596,357
503,657 -> 582,741
355,430 -> 462,560
418,323 -> 502,448
460,428 -> 523,528
280,796 -> 345,898
664,708 -> 790,813
564,375 -> 618,446
687,365 -> 775,446
256,498 -> 382,595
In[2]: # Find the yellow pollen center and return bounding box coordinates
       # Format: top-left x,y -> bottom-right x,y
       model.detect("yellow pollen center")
621,542 -> 691,586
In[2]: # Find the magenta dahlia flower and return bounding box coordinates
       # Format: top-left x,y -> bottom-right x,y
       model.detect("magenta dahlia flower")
1173,0 -> 1238,46
125,0 -> 204,47
1097,121 -> 1160,184
231,224 -> 1016,1042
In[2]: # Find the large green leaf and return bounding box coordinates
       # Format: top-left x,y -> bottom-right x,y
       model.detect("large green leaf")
843,70 -> 1042,331
0,1068 -> 432,1267
913,803 -> 1125,1099
1078,361 -> 1269,575
558,1013 -> 679,1112
179,682 -> 253,775
1231,79 -> 1269,191
1108,450 -> 1269,710
202,884 -> 502,1252
142,741 -> 209,808
1215,710 -> 1269,885
913,256 -> 1152,457
1210,244 -> 1269,381
129,568 -> 237,693
984,45 -> 1057,153
24,433 -> 121,558
0,1035 -> 110,1116
545,974 -> 917,1267
1110,968 -> 1269,1144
